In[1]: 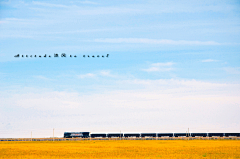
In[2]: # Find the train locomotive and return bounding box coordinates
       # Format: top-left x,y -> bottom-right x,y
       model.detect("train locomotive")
64,132 -> 90,138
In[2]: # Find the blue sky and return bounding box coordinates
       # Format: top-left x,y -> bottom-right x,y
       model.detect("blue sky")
0,0 -> 240,137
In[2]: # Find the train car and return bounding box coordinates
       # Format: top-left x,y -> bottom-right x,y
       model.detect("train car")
157,133 -> 174,137
208,133 -> 224,137
225,133 -> 240,137
90,133 -> 107,138
174,133 -> 190,137
64,132 -> 90,138
124,133 -> 141,138
141,133 -> 157,137
107,133 -> 123,138
191,133 -> 207,137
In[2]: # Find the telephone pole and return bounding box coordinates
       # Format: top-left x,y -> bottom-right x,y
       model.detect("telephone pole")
31,131 -> 32,141
53,128 -> 54,142
120,130 -> 121,140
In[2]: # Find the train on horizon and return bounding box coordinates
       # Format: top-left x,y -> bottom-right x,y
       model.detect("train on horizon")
64,132 -> 240,138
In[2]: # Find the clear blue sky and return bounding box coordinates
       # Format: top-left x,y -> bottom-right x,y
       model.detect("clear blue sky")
0,0 -> 240,137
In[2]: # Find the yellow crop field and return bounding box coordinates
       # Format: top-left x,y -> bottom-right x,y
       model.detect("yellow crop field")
0,140 -> 240,158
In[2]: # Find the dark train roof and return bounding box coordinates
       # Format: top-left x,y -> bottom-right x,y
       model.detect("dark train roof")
64,132 -> 90,133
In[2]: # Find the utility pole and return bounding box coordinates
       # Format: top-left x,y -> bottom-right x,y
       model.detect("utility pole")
188,128 -> 189,141
120,130 -> 121,140
31,131 -> 32,141
207,130 -> 209,140
53,128 -> 54,142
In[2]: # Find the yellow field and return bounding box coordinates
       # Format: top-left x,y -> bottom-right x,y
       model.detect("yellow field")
0,140 -> 240,158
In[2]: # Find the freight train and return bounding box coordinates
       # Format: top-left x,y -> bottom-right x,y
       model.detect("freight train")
63,132 -> 240,138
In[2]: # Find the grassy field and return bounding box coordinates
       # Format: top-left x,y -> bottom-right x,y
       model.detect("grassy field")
0,140 -> 240,158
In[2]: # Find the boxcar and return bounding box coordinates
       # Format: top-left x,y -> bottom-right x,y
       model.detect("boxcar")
141,133 -> 157,137
191,133 -> 207,137
208,133 -> 224,137
225,133 -> 240,137
107,133 -> 123,138
124,133 -> 141,138
90,133 -> 107,138
174,133 -> 190,137
157,133 -> 174,137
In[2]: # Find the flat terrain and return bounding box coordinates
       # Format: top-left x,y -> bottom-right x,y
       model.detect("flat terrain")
0,140 -> 240,158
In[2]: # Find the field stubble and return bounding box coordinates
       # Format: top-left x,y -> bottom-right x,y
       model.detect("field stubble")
0,140 -> 240,158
